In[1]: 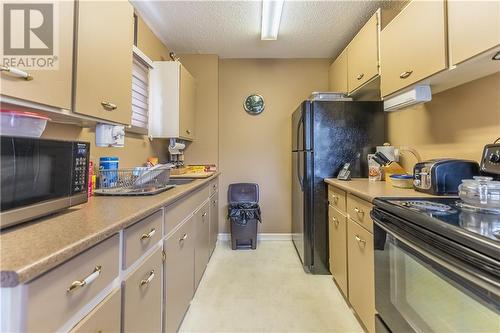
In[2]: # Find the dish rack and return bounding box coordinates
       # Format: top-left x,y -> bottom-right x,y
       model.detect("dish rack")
94,166 -> 173,196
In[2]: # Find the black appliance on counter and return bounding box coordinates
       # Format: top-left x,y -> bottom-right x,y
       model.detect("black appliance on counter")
1,136 -> 90,229
292,99 -> 384,274
371,143 -> 500,332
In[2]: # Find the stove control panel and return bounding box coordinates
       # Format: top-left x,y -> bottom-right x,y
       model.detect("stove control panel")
480,143 -> 500,178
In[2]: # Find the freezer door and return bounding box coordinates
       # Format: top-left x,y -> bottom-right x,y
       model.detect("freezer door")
292,151 -> 304,263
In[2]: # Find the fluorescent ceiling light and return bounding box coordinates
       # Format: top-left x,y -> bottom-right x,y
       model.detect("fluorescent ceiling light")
261,0 -> 284,40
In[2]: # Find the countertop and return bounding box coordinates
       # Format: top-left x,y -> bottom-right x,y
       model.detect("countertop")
0,173 -> 220,288
324,178 -> 437,202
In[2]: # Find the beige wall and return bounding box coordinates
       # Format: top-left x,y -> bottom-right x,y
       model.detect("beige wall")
180,54 -> 219,166
41,14 -> 171,168
218,59 -> 330,233
387,72 -> 500,170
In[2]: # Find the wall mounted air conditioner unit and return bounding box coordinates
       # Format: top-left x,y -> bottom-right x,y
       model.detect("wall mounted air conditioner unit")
383,85 -> 432,112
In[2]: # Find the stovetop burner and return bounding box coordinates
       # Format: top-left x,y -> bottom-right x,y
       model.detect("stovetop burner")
399,200 -> 455,212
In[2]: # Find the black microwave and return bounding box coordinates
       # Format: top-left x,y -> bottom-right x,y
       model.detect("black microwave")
1,136 -> 90,229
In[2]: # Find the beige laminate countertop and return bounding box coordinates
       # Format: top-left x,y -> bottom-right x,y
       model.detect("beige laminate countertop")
324,178 -> 438,202
0,173 -> 220,288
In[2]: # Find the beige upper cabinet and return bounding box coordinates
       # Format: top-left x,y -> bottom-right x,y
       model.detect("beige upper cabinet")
347,10 -> 380,93
328,49 -> 348,93
0,1 -> 74,110
73,1 -> 134,124
448,0 -> 500,66
150,61 -> 197,141
380,0 -> 447,97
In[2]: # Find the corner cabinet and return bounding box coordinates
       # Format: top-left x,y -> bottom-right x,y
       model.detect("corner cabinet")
448,0 -> 500,66
380,0 -> 447,97
150,61 -> 196,141
347,9 -> 380,93
72,0 -> 134,124
0,0 -> 74,110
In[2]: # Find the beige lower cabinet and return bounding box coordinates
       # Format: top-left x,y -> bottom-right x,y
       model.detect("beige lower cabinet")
164,216 -> 195,333
347,219 -> 375,333
209,191 -> 219,256
70,288 -> 121,333
328,206 -> 348,297
194,201 -> 210,289
122,248 -> 163,333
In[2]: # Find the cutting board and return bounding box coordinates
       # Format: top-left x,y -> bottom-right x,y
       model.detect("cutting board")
170,172 -> 214,179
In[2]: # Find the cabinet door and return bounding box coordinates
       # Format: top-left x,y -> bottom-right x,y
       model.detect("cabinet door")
179,65 -> 195,140
209,192 -> 219,256
73,1 -> 133,124
164,217 -> 195,333
0,1 -> 74,110
328,49 -> 348,93
328,206 -> 348,297
448,0 -> 500,66
347,10 -> 380,93
194,201 -> 210,289
70,289 -> 121,333
123,248 -> 163,333
380,0 -> 447,97
348,220 -> 375,333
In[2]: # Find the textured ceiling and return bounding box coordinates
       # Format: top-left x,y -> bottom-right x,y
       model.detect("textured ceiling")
132,0 -> 399,59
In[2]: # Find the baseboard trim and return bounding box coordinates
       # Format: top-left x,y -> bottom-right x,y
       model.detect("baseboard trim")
217,233 -> 292,241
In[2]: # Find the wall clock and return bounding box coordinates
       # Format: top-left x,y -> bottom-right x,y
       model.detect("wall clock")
243,94 -> 265,115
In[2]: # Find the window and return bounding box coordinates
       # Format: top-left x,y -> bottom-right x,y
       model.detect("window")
130,46 -> 153,134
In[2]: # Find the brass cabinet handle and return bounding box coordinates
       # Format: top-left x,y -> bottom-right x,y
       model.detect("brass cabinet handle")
0,65 -> 33,80
162,250 -> 166,262
354,207 -> 364,216
186,129 -> 191,135
179,233 -> 188,242
331,216 -> 339,227
399,70 -> 413,79
355,235 -> 366,246
67,266 -> 102,292
140,228 -> 156,240
331,195 -> 338,204
202,212 -> 208,217
140,270 -> 155,286
212,200 -> 217,206
101,101 -> 117,110
356,73 -> 364,80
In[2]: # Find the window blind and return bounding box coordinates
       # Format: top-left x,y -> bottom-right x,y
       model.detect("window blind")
131,55 -> 150,131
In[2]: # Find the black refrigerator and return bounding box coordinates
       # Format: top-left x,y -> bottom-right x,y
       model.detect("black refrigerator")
292,100 -> 384,274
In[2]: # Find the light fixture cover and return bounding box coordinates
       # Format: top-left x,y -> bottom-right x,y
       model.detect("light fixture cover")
261,0 -> 284,40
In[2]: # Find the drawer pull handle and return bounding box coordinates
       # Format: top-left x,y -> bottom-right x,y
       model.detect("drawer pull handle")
355,235 -> 366,246
202,212 -> 208,218
140,270 -> 155,286
0,65 -> 33,80
101,101 -> 117,110
356,73 -> 364,80
180,233 -> 188,242
186,129 -> 191,135
141,228 -> 156,240
67,266 -> 102,292
399,70 -> 413,79
332,216 -> 339,227
354,207 -> 364,216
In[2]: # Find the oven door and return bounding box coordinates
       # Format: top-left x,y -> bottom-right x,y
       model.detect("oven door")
373,211 -> 500,333
1,137 -> 75,227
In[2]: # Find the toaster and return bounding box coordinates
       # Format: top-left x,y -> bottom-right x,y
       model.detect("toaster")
413,159 -> 480,195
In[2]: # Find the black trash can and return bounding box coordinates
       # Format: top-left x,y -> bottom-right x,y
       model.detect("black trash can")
228,183 -> 261,250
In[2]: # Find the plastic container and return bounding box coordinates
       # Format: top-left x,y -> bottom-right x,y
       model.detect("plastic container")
390,174 -> 414,189
459,176 -> 500,210
0,110 -> 50,137
228,183 -> 260,250
99,157 -> 119,188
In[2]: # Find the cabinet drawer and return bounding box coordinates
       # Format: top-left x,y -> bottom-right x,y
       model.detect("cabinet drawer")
69,288 -> 121,333
347,10 -> 380,92
328,206 -> 348,297
347,194 -> 373,233
26,234 -> 119,332
328,185 -> 347,212
123,210 -> 163,269
164,217 -> 195,333
164,186 -> 208,235
380,0 -> 447,97
209,178 -> 219,196
348,220 -> 375,333
123,247 -> 163,333
0,0 -> 74,110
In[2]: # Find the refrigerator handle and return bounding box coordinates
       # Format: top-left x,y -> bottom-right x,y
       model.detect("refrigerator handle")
297,152 -> 303,190
297,112 -> 303,151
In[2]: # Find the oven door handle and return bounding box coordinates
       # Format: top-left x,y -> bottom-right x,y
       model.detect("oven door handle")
374,220 -> 500,295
